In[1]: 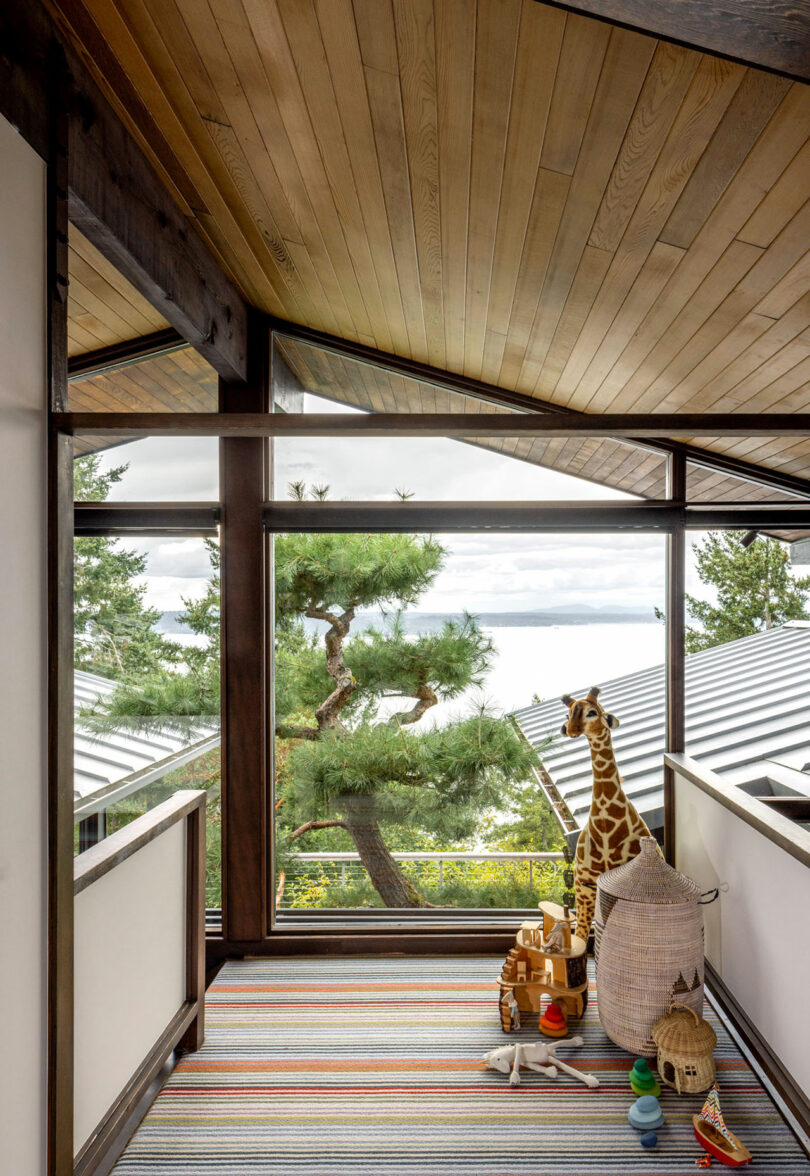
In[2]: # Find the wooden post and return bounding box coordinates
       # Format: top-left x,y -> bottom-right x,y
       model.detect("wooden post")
664,452 -> 687,865
178,802 -> 207,1053
46,42 -> 74,1176
220,315 -> 271,943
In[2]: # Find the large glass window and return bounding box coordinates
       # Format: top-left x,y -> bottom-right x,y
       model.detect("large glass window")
683,527 -> 810,802
272,528 -> 666,917
73,450 -> 222,908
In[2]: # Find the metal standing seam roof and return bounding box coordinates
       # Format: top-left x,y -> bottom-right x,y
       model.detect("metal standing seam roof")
511,622 -> 810,840
74,670 -> 220,818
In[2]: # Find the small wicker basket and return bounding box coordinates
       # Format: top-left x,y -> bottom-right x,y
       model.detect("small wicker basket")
652,1000 -> 717,1094
594,837 -> 704,1056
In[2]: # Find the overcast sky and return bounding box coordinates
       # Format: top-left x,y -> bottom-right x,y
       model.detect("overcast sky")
91,395 -> 706,614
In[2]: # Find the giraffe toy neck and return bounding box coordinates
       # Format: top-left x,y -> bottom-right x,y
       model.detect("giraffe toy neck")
584,726 -> 624,804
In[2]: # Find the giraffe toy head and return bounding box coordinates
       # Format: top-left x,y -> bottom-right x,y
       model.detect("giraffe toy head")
560,686 -> 620,739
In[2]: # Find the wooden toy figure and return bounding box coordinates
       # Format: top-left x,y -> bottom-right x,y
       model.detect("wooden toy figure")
497,901 -> 588,1032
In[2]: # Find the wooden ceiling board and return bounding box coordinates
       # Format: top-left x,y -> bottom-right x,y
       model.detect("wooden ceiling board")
54,0 -> 810,489
68,348 -> 218,414
67,229 -> 169,356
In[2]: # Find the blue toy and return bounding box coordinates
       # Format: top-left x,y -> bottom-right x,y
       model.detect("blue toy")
628,1094 -> 665,1131
640,1131 -> 659,1148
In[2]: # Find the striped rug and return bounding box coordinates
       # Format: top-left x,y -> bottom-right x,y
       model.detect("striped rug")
114,956 -> 810,1175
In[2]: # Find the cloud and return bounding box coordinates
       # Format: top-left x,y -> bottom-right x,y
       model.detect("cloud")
96,437 -> 218,500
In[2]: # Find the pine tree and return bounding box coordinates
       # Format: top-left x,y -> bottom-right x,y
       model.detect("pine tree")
73,455 -> 181,678
686,532 -> 810,653
273,522 -> 536,907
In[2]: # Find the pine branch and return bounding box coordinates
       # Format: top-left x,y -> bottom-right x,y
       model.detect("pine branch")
288,819 -> 348,841
387,684 -> 438,727
276,723 -> 318,742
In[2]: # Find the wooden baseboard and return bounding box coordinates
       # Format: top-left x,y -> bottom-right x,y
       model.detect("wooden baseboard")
73,1000 -> 200,1176
207,931 -> 515,968
705,960 -> 810,1147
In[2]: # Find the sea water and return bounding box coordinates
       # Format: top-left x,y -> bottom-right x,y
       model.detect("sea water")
393,621 -> 665,728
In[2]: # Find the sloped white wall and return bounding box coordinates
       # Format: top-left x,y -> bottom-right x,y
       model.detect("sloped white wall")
674,769 -> 810,1100
0,114 -> 48,1174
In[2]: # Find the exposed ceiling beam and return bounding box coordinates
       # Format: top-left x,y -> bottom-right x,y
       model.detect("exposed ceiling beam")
0,1 -> 250,384
54,411 -> 810,439
537,0 -> 810,83
65,53 -> 248,384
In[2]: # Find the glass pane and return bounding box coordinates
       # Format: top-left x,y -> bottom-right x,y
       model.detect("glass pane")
272,336 -> 667,500
684,528 -> 810,798
73,511 -> 222,909
686,459 -> 805,503
74,437 -> 218,501
272,530 -> 666,915
69,346 -> 217,412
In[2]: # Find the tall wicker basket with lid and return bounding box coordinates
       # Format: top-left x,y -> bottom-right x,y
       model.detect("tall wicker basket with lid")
594,837 -> 704,1057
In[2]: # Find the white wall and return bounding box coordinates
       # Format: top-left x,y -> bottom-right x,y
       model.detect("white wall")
0,114 -> 48,1174
674,769 -> 810,1099
74,824 -> 187,1153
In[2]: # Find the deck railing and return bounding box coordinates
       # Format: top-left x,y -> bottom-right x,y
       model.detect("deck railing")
278,849 -> 567,909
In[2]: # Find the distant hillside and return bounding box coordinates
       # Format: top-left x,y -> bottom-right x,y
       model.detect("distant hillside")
160,606 -> 658,635
304,607 -> 658,634
157,610 -> 192,634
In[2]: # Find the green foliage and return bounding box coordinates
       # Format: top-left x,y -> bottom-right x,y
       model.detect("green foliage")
73,455 -> 181,679
283,709 -> 535,840
275,531 -> 445,617
346,613 -> 492,709
686,532 -> 810,652
280,858 -> 566,910
483,781 -> 566,853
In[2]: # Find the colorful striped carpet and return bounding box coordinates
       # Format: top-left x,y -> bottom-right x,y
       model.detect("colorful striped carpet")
114,956 -> 810,1175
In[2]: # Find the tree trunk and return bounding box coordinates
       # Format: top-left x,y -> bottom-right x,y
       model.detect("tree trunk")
344,806 -> 421,907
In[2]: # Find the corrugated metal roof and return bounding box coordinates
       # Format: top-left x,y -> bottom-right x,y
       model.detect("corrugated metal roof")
74,670 -> 219,815
512,622 -> 810,839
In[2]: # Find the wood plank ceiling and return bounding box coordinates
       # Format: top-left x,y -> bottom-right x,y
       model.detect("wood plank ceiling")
57,0 -> 810,496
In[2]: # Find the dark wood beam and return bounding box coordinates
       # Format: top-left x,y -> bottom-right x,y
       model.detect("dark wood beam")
265,500 -> 810,532
219,316 -> 270,942
536,0 -> 810,83
0,1 -> 249,382
0,1 -> 55,159
65,50 -> 248,383
46,52 -> 74,1176
687,506 -> 810,529
664,452 -> 686,865
264,501 -> 684,532
53,410 -> 810,439
73,502 -> 220,536
67,327 -> 185,380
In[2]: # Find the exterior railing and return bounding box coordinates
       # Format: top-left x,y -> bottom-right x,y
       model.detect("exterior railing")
278,849 -> 567,909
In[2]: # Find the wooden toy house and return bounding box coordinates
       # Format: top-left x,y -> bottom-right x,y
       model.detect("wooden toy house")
498,901 -> 589,1032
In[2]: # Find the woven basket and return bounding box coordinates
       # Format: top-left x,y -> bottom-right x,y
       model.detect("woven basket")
594,838 -> 704,1057
652,1000 -> 716,1093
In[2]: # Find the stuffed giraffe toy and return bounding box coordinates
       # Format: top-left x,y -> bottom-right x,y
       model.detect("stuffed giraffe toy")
560,686 -> 659,942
